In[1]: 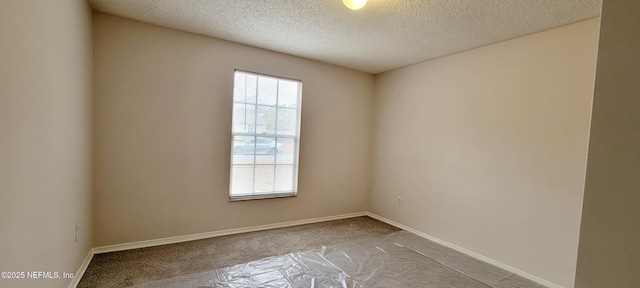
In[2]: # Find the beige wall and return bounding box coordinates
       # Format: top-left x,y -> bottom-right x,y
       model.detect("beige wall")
92,13 -> 375,246
575,0 -> 640,287
0,1 -> 93,287
0,4 -> 608,286
371,19 -> 600,287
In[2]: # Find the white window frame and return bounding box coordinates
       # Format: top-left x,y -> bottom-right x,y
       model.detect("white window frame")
229,70 -> 302,201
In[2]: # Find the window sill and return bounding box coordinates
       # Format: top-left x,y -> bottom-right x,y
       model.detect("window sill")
229,192 -> 297,202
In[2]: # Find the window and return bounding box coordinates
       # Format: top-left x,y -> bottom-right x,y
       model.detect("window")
229,70 -> 302,200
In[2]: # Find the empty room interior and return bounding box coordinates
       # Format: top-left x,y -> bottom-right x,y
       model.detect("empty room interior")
2,0 -> 639,287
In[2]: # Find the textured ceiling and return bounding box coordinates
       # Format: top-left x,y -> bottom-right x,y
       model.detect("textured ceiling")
87,0 -> 602,74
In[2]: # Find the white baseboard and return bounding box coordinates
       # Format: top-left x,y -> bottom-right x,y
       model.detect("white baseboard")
67,250 -> 94,288
92,212 -> 366,254
70,211 -> 562,288
69,212 -> 366,287
365,212 -> 565,288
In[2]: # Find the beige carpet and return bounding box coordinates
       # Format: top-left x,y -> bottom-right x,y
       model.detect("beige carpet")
78,216 -> 400,287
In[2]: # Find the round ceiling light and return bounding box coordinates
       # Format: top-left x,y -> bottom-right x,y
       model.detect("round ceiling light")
343,0 -> 367,10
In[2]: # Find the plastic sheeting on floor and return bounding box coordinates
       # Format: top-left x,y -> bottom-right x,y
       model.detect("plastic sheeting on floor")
128,231 -> 546,288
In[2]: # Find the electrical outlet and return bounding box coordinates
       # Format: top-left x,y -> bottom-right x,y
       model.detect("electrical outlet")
75,225 -> 80,243
397,197 -> 403,206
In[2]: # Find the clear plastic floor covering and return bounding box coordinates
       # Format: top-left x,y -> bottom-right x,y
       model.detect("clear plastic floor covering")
128,231 -> 546,288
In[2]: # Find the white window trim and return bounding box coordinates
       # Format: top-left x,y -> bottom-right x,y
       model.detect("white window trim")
229,70 -> 303,201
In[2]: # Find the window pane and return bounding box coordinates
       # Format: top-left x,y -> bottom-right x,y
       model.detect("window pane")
232,135 -> 256,164
257,105 -> 276,135
278,80 -> 299,108
276,108 -> 297,136
233,103 -> 260,134
257,77 -> 277,106
254,165 -> 275,193
231,166 -> 254,195
255,137 -> 277,164
275,165 -> 294,192
233,73 -> 247,102
245,74 -> 258,104
275,138 -> 295,165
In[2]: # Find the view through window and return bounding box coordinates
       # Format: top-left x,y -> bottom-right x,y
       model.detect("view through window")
229,71 -> 302,200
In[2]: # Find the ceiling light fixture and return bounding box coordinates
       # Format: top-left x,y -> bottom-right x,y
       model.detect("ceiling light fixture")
343,0 -> 367,10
